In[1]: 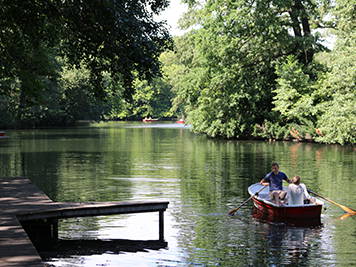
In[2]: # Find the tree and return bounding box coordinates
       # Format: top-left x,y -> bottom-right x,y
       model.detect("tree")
313,0 -> 356,144
123,76 -> 173,119
0,0 -> 171,127
0,0 -> 172,127
170,0 -> 328,138
267,56 -> 319,140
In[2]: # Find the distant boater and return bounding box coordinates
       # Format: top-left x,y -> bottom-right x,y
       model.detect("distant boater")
260,162 -> 291,205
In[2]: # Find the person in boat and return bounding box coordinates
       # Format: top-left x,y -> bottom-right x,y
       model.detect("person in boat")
286,176 -> 315,205
260,162 -> 291,205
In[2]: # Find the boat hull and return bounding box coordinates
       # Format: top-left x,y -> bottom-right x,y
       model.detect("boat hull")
142,119 -> 159,122
0,131 -> 8,139
252,207 -> 322,226
252,197 -> 322,220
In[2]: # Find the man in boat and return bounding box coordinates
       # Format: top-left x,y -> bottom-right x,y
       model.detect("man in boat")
260,162 -> 291,205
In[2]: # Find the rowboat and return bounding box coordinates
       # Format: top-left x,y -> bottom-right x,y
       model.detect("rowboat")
248,183 -> 324,223
176,119 -> 185,124
0,131 -> 8,139
142,118 -> 159,122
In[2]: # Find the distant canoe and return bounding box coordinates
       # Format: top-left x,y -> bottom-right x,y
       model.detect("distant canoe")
248,183 -> 324,222
0,131 -> 8,139
176,120 -> 185,124
142,118 -> 159,122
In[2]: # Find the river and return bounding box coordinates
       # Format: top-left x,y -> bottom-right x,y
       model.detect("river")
0,122 -> 355,266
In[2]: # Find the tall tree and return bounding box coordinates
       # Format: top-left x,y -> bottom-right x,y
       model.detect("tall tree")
0,0 -> 172,122
171,0 -> 328,138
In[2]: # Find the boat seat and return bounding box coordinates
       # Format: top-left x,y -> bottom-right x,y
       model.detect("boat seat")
256,192 -> 269,200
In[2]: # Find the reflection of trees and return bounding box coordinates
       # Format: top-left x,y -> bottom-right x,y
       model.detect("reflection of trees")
0,128 -> 137,202
176,139 -> 278,209
333,215 -> 356,265
0,123 -> 355,266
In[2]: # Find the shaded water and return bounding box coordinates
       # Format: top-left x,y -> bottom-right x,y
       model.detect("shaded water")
0,122 -> 355,266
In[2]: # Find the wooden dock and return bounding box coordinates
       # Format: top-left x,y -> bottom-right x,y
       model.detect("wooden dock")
0,177 -> 169,267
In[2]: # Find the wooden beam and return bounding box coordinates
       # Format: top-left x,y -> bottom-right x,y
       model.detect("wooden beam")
17,201 -> 168,221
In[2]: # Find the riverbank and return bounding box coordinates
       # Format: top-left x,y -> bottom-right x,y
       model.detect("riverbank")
1,120 -> 354,146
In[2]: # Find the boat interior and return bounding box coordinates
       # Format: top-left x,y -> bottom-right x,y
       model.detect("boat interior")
250,184 -> 324,207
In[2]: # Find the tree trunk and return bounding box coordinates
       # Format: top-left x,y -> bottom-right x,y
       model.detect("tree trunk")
289,0 -> 314,65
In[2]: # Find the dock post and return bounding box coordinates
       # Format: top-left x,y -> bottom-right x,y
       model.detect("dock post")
50,218 -> 58,241
159,210 -> 164,241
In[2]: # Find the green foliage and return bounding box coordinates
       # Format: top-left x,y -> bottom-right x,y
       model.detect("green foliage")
122,77 -> 173,119
0,0 -> 172,128
273,56 -> 314,123
0,92 -> 18,128
59,62 -> 122,123
168,0 -> 327,138
0,57 -> 125,128
253,121 -> 291,140
315,93 -> 356,145
0,0 -> 172,98
312,0 -> 356,144
271,56 -> 318,140
160,0 -> 354,145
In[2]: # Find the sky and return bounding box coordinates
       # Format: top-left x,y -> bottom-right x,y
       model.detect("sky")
156,0 -> 188,36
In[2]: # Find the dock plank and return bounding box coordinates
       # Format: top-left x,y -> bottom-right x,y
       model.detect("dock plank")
0,177 -> 55,267
0,216 -> 44,267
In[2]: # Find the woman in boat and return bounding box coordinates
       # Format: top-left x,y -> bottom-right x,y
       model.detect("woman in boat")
286,176 -> 315,205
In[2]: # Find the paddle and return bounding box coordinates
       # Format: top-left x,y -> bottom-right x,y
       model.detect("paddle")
308,190 -> 356,215
228,185 -> 267,216
339,213 -> 355,220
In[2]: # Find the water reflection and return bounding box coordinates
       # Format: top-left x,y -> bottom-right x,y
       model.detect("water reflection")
0,122 -> 355,266
252,208 -> 323,266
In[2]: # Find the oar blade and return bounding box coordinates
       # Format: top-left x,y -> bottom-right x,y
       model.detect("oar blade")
309,190 -> 356,215
339,213 -> 355,220
228,185 -> 266,216
228,208 -> 238,216
338,204 -> 356,215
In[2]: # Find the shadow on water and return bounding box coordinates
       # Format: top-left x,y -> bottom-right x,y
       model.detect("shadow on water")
39,239 -> 168,260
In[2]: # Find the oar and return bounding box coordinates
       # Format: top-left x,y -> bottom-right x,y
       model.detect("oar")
339,213 -> 355,220
308,190 -> 356,215
228,185 -> 267,216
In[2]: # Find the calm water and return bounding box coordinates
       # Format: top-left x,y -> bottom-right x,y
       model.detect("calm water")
0,122 -> 355,266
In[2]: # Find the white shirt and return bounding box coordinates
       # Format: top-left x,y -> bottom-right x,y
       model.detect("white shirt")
287,183 -> 311,205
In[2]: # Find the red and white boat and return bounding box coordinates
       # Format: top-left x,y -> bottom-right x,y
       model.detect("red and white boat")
248,183 -> 324,222
176,119 -> 185,124
0,131 -> 8,139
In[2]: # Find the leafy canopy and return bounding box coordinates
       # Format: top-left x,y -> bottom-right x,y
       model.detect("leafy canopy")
0,0 -> 172,99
